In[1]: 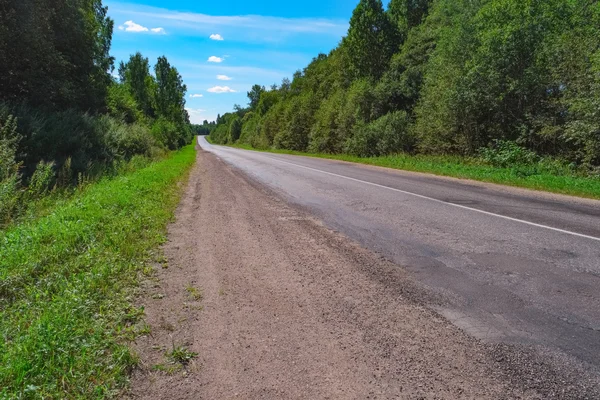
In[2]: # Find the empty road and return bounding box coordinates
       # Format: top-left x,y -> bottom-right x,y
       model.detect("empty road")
198,137 -> 600,372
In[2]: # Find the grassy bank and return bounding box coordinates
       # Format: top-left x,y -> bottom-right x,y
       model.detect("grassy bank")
211,140 -> 600,200
0,145 -> 196,399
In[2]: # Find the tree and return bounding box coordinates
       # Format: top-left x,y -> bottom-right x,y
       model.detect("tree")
388,0 -> 432,34
119,53 -> 155,118
344,0 -> 400,79
247,85 -> 266,110
0,0 -> 114,112
229,117 -> 242,142
155,56 -> 187,122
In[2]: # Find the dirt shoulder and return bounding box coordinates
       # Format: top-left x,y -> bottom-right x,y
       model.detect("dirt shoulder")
127,148 -> 581,399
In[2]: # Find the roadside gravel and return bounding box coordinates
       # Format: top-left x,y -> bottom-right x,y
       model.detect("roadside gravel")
128,147 -> 597,399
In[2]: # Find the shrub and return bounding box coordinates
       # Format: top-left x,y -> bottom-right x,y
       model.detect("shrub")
345,111 -> 415,157
102,116 -> 155,160
479,140 -> 539,168
106,83 -> 143,124
274,94 -> 315,151
309,89 -> 345,153
151,117 -> 179,150
28,161 -> 55,197
228,117 -> 242,143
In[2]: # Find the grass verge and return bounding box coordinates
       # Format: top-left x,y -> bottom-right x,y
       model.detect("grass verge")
210,139 -> 600,200
0,145 -> 196,399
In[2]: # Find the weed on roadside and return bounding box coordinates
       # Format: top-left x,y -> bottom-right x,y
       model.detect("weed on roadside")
167,345 -> 198,366
186,285 -> 203,301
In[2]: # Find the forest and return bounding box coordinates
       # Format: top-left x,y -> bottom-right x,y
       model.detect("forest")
0,0 -> 192,225
210,0 -> 600,177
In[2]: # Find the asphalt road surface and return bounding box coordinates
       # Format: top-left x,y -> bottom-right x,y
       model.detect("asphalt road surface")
197,137 -> 600,371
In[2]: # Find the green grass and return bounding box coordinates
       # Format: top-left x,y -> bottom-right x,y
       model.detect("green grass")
215,141 -> 600,200
0,145 -> 196,399
185,285 -> 203,301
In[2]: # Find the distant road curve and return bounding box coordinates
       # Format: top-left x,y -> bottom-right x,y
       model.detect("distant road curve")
198,136 -> 600,370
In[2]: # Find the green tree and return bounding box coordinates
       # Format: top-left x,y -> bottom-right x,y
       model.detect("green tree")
119,53 -> 155,118
155,56 -> 187,122
229,117 -> 242,142
247,85 -> 266,110
0,0 -> 114,112
388,0 -> 432,34
344,0 -> 400,79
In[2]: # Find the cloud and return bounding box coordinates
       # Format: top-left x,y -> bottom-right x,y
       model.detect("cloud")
189,94 -> 204,98
208,56 -> 224,63
118,20 -> 166,34
108,3 -> 348,40
207,86 -> 236,93
185,108 -> 215,124
210,34 -> 224,41
217,75 -> 232,81
121,20 -> 148,32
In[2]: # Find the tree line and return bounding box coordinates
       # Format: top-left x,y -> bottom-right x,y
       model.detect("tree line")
210,0 -> 600,173
0,0 -> 192,225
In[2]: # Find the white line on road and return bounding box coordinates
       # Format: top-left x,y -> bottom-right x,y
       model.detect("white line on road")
202,138 -> 600,243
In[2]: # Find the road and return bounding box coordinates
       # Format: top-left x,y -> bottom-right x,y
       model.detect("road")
198,136 -> 600,370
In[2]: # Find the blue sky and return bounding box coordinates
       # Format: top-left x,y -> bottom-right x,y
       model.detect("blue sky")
106,1 -> 356,123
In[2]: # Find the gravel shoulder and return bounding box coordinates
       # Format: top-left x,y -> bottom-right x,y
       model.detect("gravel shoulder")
127,147 -> 596,399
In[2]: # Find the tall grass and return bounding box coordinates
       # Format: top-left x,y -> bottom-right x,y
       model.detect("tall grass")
0,145 -> 196,399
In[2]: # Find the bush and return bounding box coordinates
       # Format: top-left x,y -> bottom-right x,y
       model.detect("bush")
345,111 -> 415,157
274,94 -> 315,151
228,117 -> 242,143
151,118 -> 179,150
106,83 -> 143,124
102,116 -> 155,160
479,140 -> 539,168
309,89 -> 345,153
28,161 -> 55,197
239,112 -> 261,145
6,104 -> 108,177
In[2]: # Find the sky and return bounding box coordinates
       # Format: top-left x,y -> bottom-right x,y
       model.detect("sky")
106,0 -> 357,123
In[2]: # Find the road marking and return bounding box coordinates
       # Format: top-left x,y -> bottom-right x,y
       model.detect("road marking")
201,138 -> 600,243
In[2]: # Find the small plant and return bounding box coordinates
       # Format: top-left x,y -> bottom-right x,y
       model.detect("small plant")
186,285 -> 203,301
152,363 -> 182,375
28,161 -> 55,197
0,111 -> 23,226
167,345 -> 197,365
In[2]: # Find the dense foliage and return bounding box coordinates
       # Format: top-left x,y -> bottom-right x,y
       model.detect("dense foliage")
211,0 -> 600,175
0,0 -> 192,225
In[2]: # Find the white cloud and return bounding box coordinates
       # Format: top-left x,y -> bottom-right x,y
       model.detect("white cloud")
210,34 -> 224,41
208,56 -> 224,63
121,20 -> 148,32
118,20 -> 166,34
207,86 -> 236,93
186,108 -> 215,124
109,4 -> 348,40
217,75 -> 232,81
189,94 -> 204,98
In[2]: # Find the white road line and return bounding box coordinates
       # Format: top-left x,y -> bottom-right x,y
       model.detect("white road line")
200,138 -> 600,243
